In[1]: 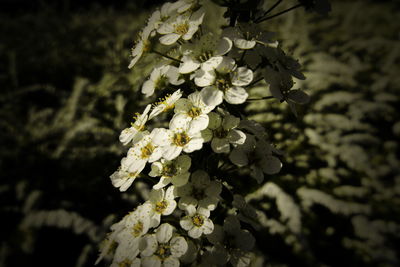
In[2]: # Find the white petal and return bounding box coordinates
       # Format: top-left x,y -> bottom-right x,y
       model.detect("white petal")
227,129 -> 246,145
153,177 -> 171,190
190,115 -> 209,132
149,162 -> 163,177
171,172 -> 190,187
142,80 -> 156,97
188,227 -> 203,239
215,56 -> 236,74
179,56 -> 201,74
163,145 -> 183,161
202,219 -> 214,234
178,196 -> 197,211
202,56 -> 223,71
159,33 -> 181,45
261,155 -> 282,175
183,137 -> 203,153
139,235 -> 158,257
142,256 -> 161,267
149,188 -> 164,202
216,37 -> 233,56
156,223 -> 174,243
152,128 -> 172,146
180,216 -> 194,231
163,200 -> 176,215
222,114 -> 240,130
163,257 -> 180,267
229,148 -> 248,166
207,112 -> 222,130
231,67 -> 253,86
170,236 -> 188,257
157,21 -> 175,34
234,38 -> 256,49
200,86 -> 223,106
194,69 -> 215,87
211,138 -> 230,153
174,98 -> 192,113
224,86 -> 248,104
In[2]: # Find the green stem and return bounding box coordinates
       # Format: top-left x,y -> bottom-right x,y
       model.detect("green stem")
152,50 -> 183,63
256,4 -> 303,23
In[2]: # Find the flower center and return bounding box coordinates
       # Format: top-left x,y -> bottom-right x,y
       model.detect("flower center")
188,107 -> 202,118
174,22 -> 189,35
155,200 -> 168,214
141,142 -> 155,159
118,259 -> 132,267
173,132 -> 191,147
192,214 -> 204,227
192,187 -> 206,200
162,164 -> 178,178
155,244 -> 172,260
143,39 -> 152,53
215,73 -> 232,92
131,221 -> 143,237
128,172 -> 138,179
214,127 -> 228,139
197,50 -> 213,63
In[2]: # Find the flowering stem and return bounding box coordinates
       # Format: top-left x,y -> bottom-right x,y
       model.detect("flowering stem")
256,4 -> 303,23
255,0 -> 283,23
247,77 -> 263,87
151,49 -> 183,63
247,96 -> 274,101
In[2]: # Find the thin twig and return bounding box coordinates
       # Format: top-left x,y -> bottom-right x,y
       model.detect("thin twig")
247,96 -> 274,101
255,0 -> 283,23
256,4 -> 303,23
152,50 -> 183,63
247,77 -> 264,87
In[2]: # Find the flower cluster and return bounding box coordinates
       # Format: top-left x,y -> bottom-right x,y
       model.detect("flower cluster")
98,0 -> 310,266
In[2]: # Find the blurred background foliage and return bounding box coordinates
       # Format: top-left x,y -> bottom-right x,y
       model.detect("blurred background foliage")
0,0 -> 399,266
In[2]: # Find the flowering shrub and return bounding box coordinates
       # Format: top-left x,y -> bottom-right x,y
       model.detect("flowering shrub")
96,1 -> 330,266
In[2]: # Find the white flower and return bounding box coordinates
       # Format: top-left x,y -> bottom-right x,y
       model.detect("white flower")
202,111 -> 246,153
150,155 -> 191,189
120,203 -> 153,240
195,56 -> 253,106
122,130 -> 164,176
180,206 -> 214,239
111,257 -> 140,267
142,64 -> 184,97
157,8 -> 205,45
139,223 -> 188,267
170,91 -> 216,133
171,0 -> 198,13
223,23 -> 277,50
147,2 -> 177,31
152,118 -> 204,161
179,33 -> 233,74
176,170 -> 221,211
147,186 -> 177,227
229,136 -> 282,183
149,89 -> 183,120
128,25 -> 153,69
119,104 -> 151,146
110,166 -> 140,192
206,216 -> 255,267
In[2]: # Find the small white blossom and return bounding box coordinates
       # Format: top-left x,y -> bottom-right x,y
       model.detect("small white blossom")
170,91 -> 216,133
149,89 -> 183,120
149,155 -> 191,189
110,165 -> 140,192
147,186 -> 177,227
157,8 -> 205,45
142,64 -> 184,97
152,118 -> 204,161
128,25 -> 153,69
179,33 -> 233,74
139,223 -> 188,267
122,130 -> 164,174
202,111 -> 246,153
180,206 -> 214,239
119,104 -> 151,146
223,23 -> 277,50
195,56 -> 253,106
176,170 -> 221,211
